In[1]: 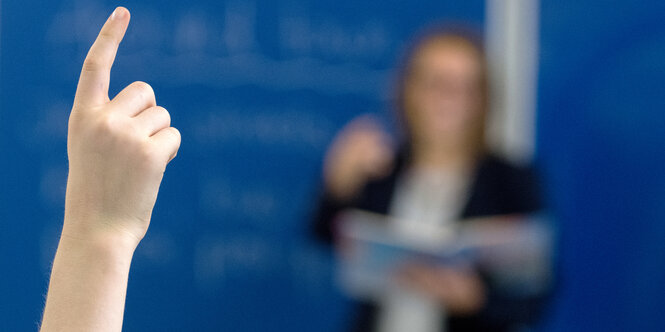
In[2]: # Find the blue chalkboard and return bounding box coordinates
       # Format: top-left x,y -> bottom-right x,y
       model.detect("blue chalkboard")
7,1 -> 665,331
0,1 -> 484,331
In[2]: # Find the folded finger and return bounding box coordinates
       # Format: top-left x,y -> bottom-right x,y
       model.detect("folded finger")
133,106 -> 171,136
109,81 -> 157,116
150,127 -> 181,163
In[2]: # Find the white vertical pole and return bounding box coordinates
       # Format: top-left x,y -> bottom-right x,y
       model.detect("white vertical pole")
485,0 -> 540,163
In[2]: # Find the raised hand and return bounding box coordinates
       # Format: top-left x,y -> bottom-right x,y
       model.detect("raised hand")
41,8 -> 180,331
64,6 -> 180,245
324,116 -> 394,201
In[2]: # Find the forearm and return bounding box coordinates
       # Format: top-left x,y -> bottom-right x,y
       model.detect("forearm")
40,222 -> 137,332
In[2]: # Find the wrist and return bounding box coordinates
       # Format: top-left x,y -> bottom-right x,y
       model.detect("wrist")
326,174 -> 364,202
60,215 -> 142,256
43,217 -> 137,332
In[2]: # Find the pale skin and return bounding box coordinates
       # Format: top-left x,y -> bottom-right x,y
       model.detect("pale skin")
40,7 -> 180,332
324,37 -> 488,315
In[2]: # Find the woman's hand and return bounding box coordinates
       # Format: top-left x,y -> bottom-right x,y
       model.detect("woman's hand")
397,262 -> 487,316
324,116 -> 394,201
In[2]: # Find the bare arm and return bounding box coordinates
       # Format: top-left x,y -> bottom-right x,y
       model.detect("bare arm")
40,7 -> 180,331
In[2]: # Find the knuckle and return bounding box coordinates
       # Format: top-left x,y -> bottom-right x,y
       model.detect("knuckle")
161,128 -> 182,152
156,106 -> 171,124
98,31 -> 120,45
127,121 -> 145,140
97,113 -> 119,133
130,81 -> 155,99
81,57 -> 103,73
167,127 -> 181,142
139,143 -> 159,162
134,146 -> 162,169
130,80 -> 152,91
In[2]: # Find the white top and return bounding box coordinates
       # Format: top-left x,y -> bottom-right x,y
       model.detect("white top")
376,166 -> 471,332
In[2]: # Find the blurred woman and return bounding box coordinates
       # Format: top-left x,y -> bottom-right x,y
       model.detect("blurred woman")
311,26 -> 547,332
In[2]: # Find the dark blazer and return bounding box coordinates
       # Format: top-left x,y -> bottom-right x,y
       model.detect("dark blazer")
311,152 -> 547,332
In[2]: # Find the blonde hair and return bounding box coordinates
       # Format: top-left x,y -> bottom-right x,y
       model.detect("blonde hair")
394,25 -> 489,158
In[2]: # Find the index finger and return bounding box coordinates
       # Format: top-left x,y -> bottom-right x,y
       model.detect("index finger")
73,7 -> 130,108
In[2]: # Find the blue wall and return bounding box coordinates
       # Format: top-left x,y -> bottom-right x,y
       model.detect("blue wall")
4,1 -> 665,331
538,1 -> 665,331
0,1 -> 484,331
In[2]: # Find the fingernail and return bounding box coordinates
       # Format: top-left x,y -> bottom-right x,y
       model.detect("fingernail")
111,7 -> 126,20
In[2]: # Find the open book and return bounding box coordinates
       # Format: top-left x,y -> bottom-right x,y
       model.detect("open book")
335,209 -> 554,301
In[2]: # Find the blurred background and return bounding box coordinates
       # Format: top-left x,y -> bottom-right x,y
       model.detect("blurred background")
1,0 -> 665,331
